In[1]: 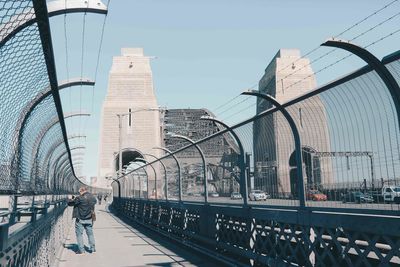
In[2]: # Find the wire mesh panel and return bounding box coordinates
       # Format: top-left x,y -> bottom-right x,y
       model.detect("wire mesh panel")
45,143 -> 70,191
250,112 -> 300,207
0,1 -> 48,192
280,62 -> 400,210
196,129 -> 241,204
18,96 -> 59,192
176,148 -> 205,202
35,135 -> 64,190
160,156 -> 179,200
0,0 -> 86,194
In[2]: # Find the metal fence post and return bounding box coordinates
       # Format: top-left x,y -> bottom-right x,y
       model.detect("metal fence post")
171,134 -> 208,203
242,91 -> 305,207
200,116 -> 248,206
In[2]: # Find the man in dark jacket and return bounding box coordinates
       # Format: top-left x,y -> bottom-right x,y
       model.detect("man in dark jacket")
67,186 -> 97,254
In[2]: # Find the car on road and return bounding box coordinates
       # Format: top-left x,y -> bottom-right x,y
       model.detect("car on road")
230,192 -> 242,200
208,192 -> 219,198
306,190 -> 327,201
249,190 -> 270,201
382,186 -> 400,203
342,191 -> 374,204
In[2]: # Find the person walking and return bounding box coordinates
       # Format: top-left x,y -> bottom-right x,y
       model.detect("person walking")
97,193 -> 103,205
68,186 -> 97,254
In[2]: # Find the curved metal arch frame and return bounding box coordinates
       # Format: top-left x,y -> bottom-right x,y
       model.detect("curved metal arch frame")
45,145 -> 86,174
12,79 -> 94,160
62,169 -> 74,193
13,77 -> 93,191
322,39 -> 400,129
135,158 -> 158,200
153,146 -> 182,202
59,161 -> 84,193
127,161 -> 149,199
143,153 -> 167,201
61,161 -> 84,190
58,163 -> 73,190
33,0 -> 97,194
241,91 -> 305,207
57,160 -> 84,174
51,153 -> 70,191
68,176 -> 78,193
56,158 -> 73,191
170,134 -> 209,203
128,169 -> 145,199
56,152 -> 84,180
200,116 -> 248,206
40,135 -> 86,173
71,158 -> 85,165
30,113 -> 89,181
30,112 -> 90,155
35,134 -> 83,191
0,0 -> 108,48
46,150 -> 85,189
111,179 -> 122,199
50,146 -> 85,192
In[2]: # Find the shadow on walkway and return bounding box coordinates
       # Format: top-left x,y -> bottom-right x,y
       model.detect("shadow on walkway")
55,204 -> 222,267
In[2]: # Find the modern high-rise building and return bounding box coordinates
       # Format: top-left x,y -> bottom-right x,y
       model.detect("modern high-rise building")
254,49 -> 332,197
97,48 -> 162,187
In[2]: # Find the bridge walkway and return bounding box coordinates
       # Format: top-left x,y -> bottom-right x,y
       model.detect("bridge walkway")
55,203 -> 218,267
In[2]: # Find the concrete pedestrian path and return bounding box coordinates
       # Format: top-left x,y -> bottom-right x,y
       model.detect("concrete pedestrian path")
55,204 -> 219,267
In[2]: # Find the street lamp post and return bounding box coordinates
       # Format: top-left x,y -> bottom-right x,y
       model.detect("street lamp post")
116,107 -> 160,178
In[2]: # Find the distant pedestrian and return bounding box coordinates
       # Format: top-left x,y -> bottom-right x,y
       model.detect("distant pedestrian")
104,194 -> 108,203
97,193 -> 102,205
67,186 -> 97,254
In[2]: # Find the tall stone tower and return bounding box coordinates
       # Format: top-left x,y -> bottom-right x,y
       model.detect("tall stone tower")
254,49 -> 333,197
98,48 -> 161,187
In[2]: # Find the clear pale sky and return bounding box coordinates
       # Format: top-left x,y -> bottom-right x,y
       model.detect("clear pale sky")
49,0 -> 400,181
